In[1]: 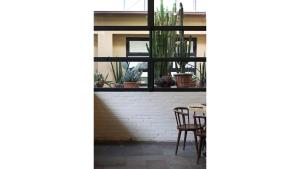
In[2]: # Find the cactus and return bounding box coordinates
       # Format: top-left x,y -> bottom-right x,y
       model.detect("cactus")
146,0 -> 178,80
175,2 -> 193,73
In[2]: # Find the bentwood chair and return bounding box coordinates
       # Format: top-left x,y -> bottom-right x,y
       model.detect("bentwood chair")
174,107 -> 199,155
194,114 -> 206,163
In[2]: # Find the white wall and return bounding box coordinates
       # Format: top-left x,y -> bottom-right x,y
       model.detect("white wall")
94,92 -> 206,142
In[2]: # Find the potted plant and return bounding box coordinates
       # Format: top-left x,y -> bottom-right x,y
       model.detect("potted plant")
174,3 -> 194,88
188,61 -> 206,88
198,62 -> 206,88
110,62 -> 128,88
123,64 -> 143,88
94,73 -> 113,88
146,0 -> 177,88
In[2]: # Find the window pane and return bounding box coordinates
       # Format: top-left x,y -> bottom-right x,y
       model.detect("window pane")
94,0 -> 148,26
196,0 -> 207,12
125,0 -> 147,11
94,61 -> 148,88
95,0 -> 148,11
129,41 -> 149,53
152,31 -> 205,58
154,61 -> 205,88
94,31 -> 149,57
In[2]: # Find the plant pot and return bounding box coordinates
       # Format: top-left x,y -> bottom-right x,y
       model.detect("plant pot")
95,82 -> 104,88
174,73 -> 193,88
199,82 -> 206,88
123,82 -> 138,88
155,75 -> 174,88
115,83 -> 124,88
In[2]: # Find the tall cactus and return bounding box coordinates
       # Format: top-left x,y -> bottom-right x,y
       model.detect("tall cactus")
146,0 -> 178,79
175,3 -> 192,73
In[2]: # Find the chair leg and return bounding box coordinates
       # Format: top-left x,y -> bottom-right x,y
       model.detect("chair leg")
175,130 -> 182,155
193,131 -> 198,155
183,131 -> 187,150
197,137 -> 203,163
203,138 -> 206,157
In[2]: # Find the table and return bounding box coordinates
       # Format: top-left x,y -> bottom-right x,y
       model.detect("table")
189,104 -> 207,158
189,104 -> 206,116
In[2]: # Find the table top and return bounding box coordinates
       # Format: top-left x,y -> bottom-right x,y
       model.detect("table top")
189,103 -> 206,115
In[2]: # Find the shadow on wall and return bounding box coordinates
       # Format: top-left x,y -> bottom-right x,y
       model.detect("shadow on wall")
94,94 -> 133,141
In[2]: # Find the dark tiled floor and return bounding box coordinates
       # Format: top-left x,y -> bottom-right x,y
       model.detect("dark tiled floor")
95,142 -> 206,169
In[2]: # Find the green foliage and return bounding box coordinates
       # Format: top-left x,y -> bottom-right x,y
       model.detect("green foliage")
199,62 -> 206,84
94,72 -> 113,87
146,0 -> 178,79
175,3 -> 193,73
187,61 -> 206,84
110,62 -> 128,84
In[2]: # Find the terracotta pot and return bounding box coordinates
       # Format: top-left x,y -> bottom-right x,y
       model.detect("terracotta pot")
114,83 -> 124,88
123,82 -> 138,88
199,82 -> 206,88
174,73 -> 193,88
155,75 -> 174,88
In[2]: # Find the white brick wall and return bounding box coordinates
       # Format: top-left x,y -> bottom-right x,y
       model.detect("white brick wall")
94,92 -> 206,142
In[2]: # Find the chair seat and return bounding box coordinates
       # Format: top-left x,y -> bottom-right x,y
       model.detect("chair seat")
177,124 -> 199,130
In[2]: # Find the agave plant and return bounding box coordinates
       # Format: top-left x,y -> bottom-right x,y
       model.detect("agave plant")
187,61 -> 206,86
123,63 -> 145,82
110,62 -> 128,84
94,73 -> 113,88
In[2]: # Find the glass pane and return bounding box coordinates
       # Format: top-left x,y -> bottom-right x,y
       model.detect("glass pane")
152,31 -> 206,58
94,31 -> 149,57
154,0 -> 205,26
94,62 -> 148,88
154,61 -> 205,88
125,0 -> 148,11
95,0 -> 148,11
196,0 -> 207,12
129,41 -> 149,53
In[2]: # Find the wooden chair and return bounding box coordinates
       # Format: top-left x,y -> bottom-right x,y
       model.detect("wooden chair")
174,107 -> 199,155
194,114 -> 206,163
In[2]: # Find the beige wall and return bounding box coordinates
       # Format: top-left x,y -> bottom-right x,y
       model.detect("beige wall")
95,14 -> 147,26
94,14 -> 206,26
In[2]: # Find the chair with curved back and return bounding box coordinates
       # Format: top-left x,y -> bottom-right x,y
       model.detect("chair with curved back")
194,114 -> 206,163
174,107 -> 199,155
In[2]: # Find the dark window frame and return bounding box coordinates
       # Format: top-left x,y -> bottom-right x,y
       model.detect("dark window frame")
126,37 -> 198,74
94,0 -> 206,92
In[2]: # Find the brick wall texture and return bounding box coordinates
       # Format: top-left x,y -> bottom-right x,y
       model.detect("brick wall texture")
94,92 -> 206,142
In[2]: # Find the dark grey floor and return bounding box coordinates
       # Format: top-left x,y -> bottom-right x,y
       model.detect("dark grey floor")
95,142 -> 206,169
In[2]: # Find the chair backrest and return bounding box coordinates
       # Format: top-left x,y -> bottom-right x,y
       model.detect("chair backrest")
194,115 -> 206,134
174,107 -> 190,128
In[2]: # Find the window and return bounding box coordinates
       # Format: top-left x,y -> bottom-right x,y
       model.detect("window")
94,0 -> 206,91
127,37 -> 198,74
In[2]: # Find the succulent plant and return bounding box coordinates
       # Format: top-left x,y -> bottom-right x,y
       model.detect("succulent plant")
187,61 -> 206,85
94,73 -> 113,87
110,62 -> 128,84
123,63 -> 145,82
